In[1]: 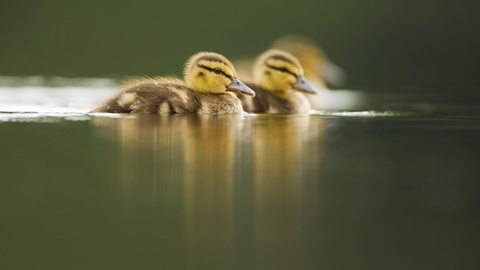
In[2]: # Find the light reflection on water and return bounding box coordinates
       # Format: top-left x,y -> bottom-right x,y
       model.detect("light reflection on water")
90,114 -> 327,269
87,113 -> 479,269
1,80 -> 479,269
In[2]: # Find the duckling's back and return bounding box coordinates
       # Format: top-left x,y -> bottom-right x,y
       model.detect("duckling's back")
91,78 -> 243,114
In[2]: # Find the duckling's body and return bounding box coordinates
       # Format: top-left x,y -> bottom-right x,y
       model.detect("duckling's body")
239,84 -> 310,114
91,52 -> 254,114
91,77 -> 244,114
237,49 -> 317,115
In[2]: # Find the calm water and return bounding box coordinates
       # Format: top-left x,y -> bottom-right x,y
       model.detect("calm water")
1,78 -> 479,270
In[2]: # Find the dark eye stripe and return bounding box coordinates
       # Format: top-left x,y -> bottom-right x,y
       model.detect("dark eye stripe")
265,63 -> 298,79
198,64 -> 233,80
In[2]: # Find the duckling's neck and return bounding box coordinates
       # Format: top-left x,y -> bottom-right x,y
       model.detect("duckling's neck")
196,92 -> 243,114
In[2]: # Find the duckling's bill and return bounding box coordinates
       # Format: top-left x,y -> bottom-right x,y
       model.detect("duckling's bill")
292,76 -> 317,94
227,78 -> 256,96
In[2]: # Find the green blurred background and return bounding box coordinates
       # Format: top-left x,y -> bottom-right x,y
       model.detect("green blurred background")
1,0 -> 478,92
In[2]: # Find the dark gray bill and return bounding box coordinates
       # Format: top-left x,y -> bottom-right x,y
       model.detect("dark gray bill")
227,78 -> 256,96
292,76 -> 317,94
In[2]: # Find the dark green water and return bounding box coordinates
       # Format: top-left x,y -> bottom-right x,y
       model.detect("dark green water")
1,106 -> 479,269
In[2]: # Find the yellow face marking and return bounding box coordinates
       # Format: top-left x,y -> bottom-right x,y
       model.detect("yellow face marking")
265,58 -> 301,77
189,60 -> 237,93
197,60 -> 235,79
255,58 -> 303,93
184,52 -> 240,94
253,49 -> 307,93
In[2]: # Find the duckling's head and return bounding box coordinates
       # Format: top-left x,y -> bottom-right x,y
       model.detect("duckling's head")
184,52 -> 255,96
272,35 -> 327,80
253,49 -> 317,95
272,35 -> 347,88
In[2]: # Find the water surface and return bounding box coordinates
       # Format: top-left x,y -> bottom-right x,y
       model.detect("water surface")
1,78 -> 479,270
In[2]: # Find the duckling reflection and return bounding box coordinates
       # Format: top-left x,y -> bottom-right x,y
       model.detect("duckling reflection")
91,114 -> 242,266
90,114 -> 326,267
182,115 -> 244,266
91,115 -> 188,199
250,116 -> 325,267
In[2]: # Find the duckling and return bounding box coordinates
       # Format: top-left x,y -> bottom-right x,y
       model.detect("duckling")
237,49 -> 317,115
234,35 -> 347,110
271,36 -> 329,89
271,35 -> 347,109
90,52 -> 255,114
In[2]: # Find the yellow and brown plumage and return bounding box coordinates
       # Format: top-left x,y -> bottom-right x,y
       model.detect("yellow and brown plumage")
237,49 -> 317,115
234,35 -> 347,110
90,52 -> 255,114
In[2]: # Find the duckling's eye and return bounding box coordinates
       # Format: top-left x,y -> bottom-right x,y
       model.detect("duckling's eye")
213,68 -> 222,74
